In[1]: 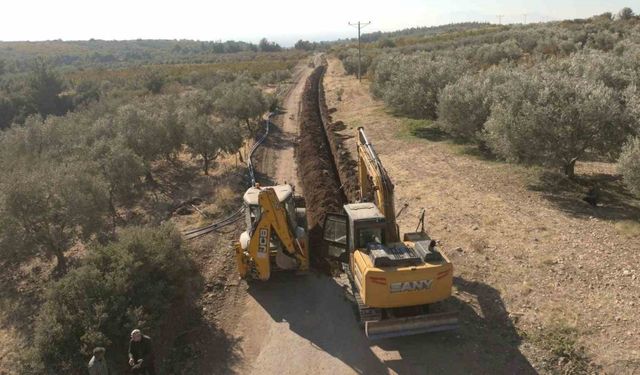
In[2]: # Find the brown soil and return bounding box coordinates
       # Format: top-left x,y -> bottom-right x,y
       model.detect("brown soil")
317,67 -> 359,202
296,65 -> 346,265
323,55 -> 640,374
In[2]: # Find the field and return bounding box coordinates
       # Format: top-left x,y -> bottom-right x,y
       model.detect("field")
2,9 -> 640,374
322,56 -> 640,373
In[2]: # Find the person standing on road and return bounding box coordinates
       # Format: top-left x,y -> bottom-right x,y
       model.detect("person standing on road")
88,347 -> 109,375
128,329 -> 156,375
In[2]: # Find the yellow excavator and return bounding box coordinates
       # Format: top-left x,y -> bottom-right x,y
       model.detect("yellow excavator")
324,127 -> 458,339
235,184 -> 309,280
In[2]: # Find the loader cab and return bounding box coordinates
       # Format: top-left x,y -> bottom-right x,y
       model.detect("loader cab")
323,202 -> 386,259
243,184 -> 296,230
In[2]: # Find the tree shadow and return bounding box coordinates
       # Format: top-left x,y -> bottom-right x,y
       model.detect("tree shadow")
0,260 -> 46,339
158,281 -> 243,375
262,122 -> 297,152
154,231 -> 244,375
133,167 -> 246,225
410,126 -> 450,142
528,170 -> 640,222
245,273 -> 535,374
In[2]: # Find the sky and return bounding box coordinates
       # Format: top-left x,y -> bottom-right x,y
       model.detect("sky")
0,0 -> 635,46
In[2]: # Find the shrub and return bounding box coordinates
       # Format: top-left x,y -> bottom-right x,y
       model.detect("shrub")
22,224 -> 194,374
340,48 -> 373,77
258,69 -> 291,85
143,70 -> 166,94
619,137 -> 640,195
585,29 -> 619,51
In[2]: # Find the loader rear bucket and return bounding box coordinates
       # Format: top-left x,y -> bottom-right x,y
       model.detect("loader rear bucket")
365,312 -> 459,340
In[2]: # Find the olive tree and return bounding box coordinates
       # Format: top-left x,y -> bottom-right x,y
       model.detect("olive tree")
378,53 -> 471,118
182,107 -> 243,175
437,67 -> 518,141
340,48 -> 373,76
369,53 -> 400,99
114,97 -> 184,172
483,73 -> 623,178
2,161 -> 110,271
617,7 -> 635,21
90,138 -> 146,226
437,74 -> 490,140
26,59 -> 71,118
618,137 -> 640,196
213,78 -> 267,134
474,39 -> 523,66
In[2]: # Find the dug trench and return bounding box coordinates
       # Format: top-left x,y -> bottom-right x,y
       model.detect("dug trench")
296,63 -> 358,269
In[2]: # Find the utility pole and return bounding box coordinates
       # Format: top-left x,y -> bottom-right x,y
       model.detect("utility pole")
523,13 -> 528,24
348,20 -> 371,82
497,14 -> 504,25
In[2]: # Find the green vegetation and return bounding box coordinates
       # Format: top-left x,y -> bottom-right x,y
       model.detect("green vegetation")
619,137 -> 640,194
530,323 -> 595,374
21,224 -> 194,374
336,8 -> 640,191
0,39 -> 301,372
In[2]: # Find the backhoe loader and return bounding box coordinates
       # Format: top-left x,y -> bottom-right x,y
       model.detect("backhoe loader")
235,184 -> 309,280
324,127 -> 458,339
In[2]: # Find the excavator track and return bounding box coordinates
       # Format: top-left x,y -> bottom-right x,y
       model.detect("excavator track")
341,263 -> 382,325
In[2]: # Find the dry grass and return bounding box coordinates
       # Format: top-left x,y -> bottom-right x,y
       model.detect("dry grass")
614,220 -> 640,238
323,55 -> 640,373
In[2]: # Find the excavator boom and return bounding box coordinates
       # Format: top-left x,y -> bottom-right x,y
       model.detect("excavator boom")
357,127 -> 399,243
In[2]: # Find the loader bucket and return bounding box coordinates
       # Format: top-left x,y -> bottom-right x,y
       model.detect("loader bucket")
365,312 -> 459,340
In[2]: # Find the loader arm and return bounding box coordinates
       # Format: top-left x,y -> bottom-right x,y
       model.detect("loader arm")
356,127 -> 399,242
244,188 -> 307,280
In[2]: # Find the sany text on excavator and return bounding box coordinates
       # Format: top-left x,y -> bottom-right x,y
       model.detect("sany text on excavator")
235,184 -> 309,280
323,127 -> 458,339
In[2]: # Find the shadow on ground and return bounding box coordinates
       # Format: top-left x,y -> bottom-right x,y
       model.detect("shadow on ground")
246,272 -> 535,374
529,170 -> 640,222
410,125 -> 450,142
262,120 -> 297,152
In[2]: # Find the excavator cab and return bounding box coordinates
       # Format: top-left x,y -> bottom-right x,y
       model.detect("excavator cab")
324,203 -> 458,339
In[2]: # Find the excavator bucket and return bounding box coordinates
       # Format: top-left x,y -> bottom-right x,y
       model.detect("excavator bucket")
365,312 -> 459,340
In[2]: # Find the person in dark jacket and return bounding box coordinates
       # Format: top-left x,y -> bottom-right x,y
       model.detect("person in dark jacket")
128,329 -> 156,375
88,347 -> 109,375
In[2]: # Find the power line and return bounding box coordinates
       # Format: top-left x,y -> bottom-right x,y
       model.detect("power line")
497,14 -> 504,25
348,21 -> 371,82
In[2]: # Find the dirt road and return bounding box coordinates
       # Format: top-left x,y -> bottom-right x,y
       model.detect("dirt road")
227,59 -> 389,375
216,58 -> 537,375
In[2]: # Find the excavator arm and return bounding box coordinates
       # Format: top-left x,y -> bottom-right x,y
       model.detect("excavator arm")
236,187 -> 308,280
356,127 -> 399,242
